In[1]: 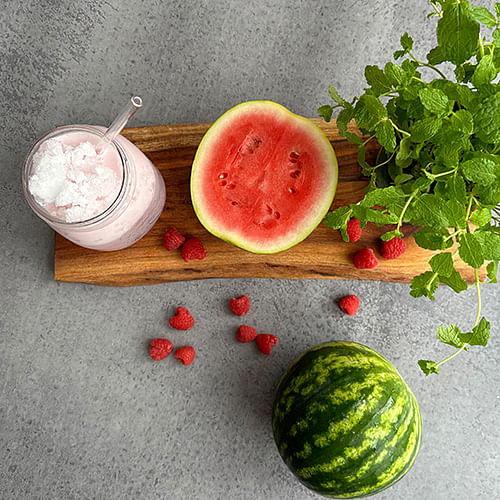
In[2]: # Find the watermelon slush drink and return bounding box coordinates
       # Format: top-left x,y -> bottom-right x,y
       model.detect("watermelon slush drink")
22,125 -> 165,251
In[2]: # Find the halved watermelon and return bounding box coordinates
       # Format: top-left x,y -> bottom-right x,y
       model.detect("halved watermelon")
190,101 -> 338,253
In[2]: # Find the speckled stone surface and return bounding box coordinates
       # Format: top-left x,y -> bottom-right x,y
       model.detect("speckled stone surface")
1,1 -> 499,499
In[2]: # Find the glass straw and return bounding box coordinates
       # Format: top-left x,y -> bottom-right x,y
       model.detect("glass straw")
97,96 -> 143,153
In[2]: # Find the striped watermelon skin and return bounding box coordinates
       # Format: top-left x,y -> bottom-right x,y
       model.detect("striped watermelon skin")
272,341 -> 421,498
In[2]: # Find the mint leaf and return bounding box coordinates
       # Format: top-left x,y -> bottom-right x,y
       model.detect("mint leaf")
460,317 -> 491,346
410,117 -> 442,143
336,106 -> 355,136
477,183 -> 500,206
458,232 -> 484,269
318,105 -> 333,122
487,261 -> 498,283
324,206 -> 352,241
471,55 -> 498,87
394,173 -> 413,185
419,88 -> 450,117
396,137 -> 412,164
493,29 -> 500,47
437,324 -> 464,348
449,109 -> 474,136
356,144 -> 372,174
375,120 -> 396,152
410,271 -> 439,300
351,205 -> 399,226
329,85 -> 347,106
443,176 -> 467,204
495,2 -> 500,17
384,62 -> 408,87
345,131 -> 363,144
469,208 -> 492,227
381,229 -> 404,242
427,46 -> 445,65
430,252 -> 454,277
455,62 -> 476,83
442,199 -> 467,230
461,156 -> 497,185
365,65 -> 392,96
414,227 -> 453,251
355,95 -> 387,129
440,268 -> 468,293
472,6 -> 497,27
407,194 -> 449,227
418,359 -> 440,376
474,231 -> 500,260
474,93 -> 500,144
400,32 -> 413,51
360,186 -> 407,213
437,1 -> 480,65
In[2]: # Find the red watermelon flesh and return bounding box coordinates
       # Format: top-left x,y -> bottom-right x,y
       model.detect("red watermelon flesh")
190,101 -> 338,254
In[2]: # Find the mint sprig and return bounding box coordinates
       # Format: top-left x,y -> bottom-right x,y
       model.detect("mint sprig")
320,0 -> 500,375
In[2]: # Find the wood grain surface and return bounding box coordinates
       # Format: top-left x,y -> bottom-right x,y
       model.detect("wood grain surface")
54,119 -> 479,286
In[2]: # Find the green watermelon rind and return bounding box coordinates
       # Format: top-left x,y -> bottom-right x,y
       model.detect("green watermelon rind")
272,341 -> 422,499
190,100 -> 338,254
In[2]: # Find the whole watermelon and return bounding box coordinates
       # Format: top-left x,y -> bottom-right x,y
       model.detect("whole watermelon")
272,341 -> 421,498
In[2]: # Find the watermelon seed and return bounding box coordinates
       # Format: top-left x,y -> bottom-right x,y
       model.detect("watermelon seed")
288,187 -> 296,194
274,212 -> 281,219
220,180 -> 227,186
246,137 -> 262,154
227,183 -> 236,190
219,172 -> 228,179
231,201 -> 238,206
290,151 -> 300,159
290,170 -> 301,178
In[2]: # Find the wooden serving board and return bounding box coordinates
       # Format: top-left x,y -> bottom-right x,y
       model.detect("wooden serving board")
54,119 -> 478,287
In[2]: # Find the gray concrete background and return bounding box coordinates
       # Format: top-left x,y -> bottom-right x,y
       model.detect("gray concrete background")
1,1 -> 499,499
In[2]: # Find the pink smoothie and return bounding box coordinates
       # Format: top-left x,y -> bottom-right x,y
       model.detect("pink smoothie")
24,125 -> 166,251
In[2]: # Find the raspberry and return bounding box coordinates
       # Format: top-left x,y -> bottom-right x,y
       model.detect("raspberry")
236,325 -> 257,343
169,306 -> 195,330
339,295 -> 360,316
182,237 -> 207,262
346,218 -> 362,243
380,237 -> 407,260
256,334 -> 278,355
230,295 -> 250,316
149,338 -> 173,361
163,227 -> 185,251
174,346 -> 196,366
353,248 -> 379,269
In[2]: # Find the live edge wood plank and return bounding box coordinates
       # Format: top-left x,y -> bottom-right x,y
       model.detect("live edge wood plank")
54,119 -> 481,287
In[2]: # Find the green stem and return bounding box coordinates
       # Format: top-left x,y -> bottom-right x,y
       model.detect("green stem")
429,167 -> 458,179
396,192 -> 417,231
374,148 -> 398,170
362,134 -> 376,146
435,269 -> 482,370
465,196 -> 474,223
444,229 -> 463,242
408,52 -> 447,79
388,119 -> 411,137
478,35 -> 485,59
436,345 -> 467,368
427,272 -> 439,294
411,75 -> 427,84
473,268 -> 482,328
430,1 -> 442,18
378,91 -> 399,98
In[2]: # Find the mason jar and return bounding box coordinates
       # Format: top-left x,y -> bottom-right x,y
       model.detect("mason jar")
22,125 -> 166,251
